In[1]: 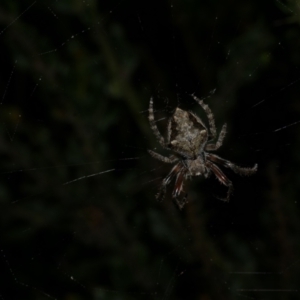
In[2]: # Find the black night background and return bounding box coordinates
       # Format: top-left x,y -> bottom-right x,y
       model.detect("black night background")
0,0 -> 300,299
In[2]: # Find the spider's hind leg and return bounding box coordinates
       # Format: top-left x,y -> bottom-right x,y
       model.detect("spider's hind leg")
155,163 -> 180,202
171,167 -> 189,209
174,193 -> 188,210
206,160 -> 234,202
156,185 -> 167,202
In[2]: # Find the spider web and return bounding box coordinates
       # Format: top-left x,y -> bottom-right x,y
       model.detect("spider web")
0,0 -> 300,299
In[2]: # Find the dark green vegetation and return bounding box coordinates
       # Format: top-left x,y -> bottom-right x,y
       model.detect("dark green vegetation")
0,0 -> 300,299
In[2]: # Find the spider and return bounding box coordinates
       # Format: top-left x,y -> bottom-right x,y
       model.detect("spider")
148,95 -> 257,209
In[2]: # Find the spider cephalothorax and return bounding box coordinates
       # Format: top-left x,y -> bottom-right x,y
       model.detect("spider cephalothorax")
148,95 -> 257,209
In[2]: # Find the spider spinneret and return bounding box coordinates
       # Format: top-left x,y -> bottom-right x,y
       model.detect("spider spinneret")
148,95 -> 257,209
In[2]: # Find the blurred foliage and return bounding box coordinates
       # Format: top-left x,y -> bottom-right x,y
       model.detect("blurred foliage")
0,0 -> 300,299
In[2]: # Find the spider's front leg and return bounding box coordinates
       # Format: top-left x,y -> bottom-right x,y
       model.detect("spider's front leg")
205,123 -> 227,151
149,98 -> 170,150
192,94 -> 217,139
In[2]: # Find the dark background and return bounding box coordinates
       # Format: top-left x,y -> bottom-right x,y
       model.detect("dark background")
0,0 -> 300,299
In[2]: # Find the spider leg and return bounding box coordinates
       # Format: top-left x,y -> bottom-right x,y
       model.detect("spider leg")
205,123 -> 227,151
148,150 -> 179,164
156,184 -> 167,202
149,97 -> 168,149
192,94 -> 217,139
172,168 -> 185,198
206,160 -> 233,202
206,153 -> 258,176
175,195 -> 188,210
156,163 -> 180,201
166,118 -> 172,145
172,167 -> 188,210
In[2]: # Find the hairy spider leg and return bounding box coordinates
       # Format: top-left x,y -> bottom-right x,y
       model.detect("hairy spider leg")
156,163 -> 181,201
148,150 -> 179,164
149,97 -> 167,149
192,94 -> 217,139
206,153 -> 258,176
175,195 -> 188,210
205,160 -> 233,202
205,123 -> 227,151
173,168 -> 188,210
172,167 -> 185,198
